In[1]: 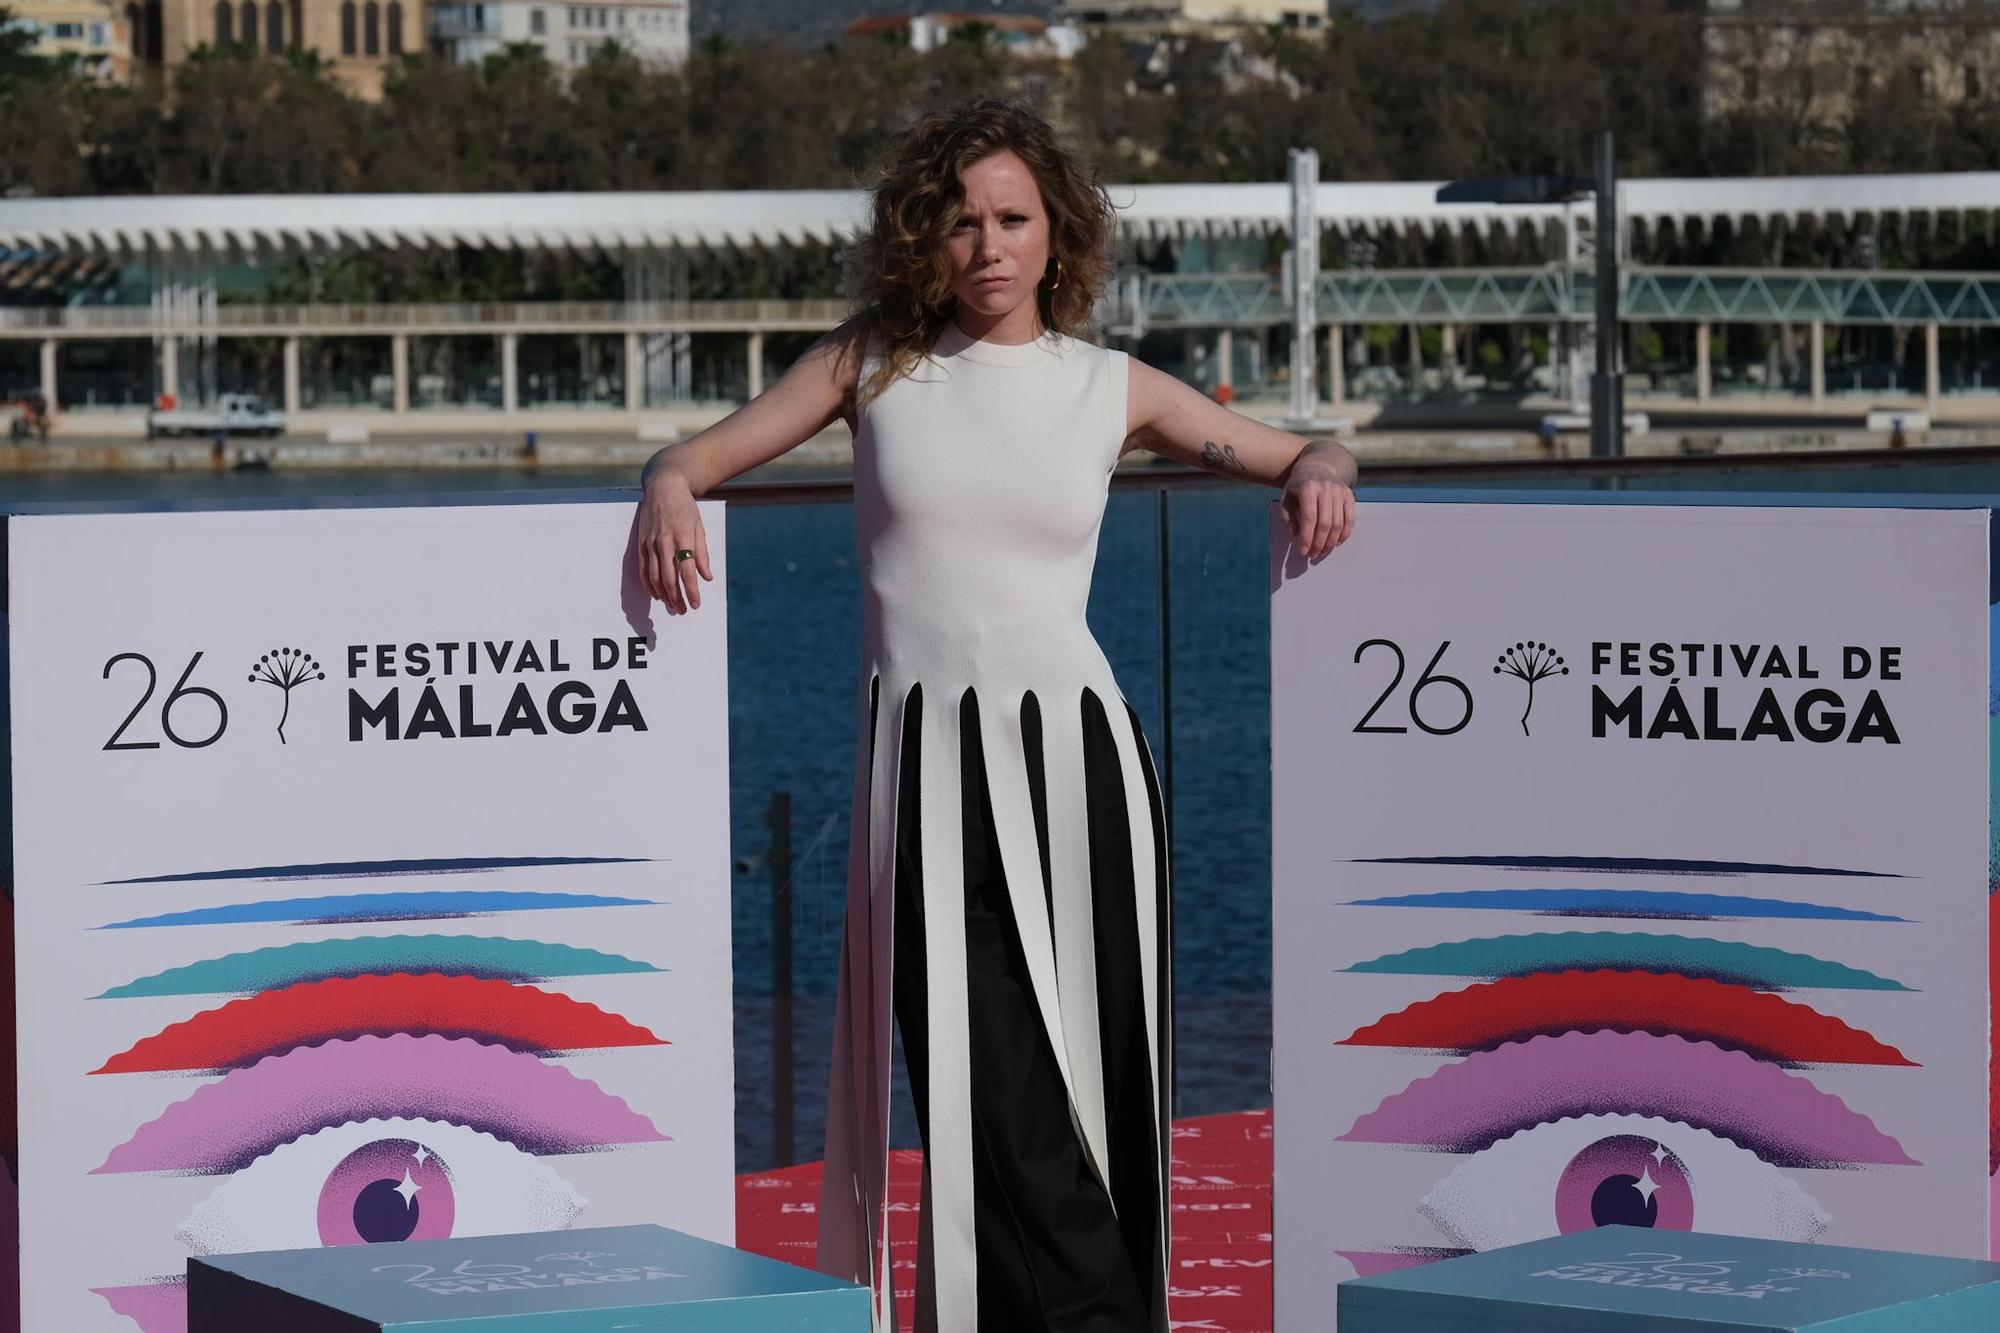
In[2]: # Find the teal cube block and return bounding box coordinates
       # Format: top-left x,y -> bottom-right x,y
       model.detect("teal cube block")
1337,1227 -> 2000,1332
187,1225 -> 872,1331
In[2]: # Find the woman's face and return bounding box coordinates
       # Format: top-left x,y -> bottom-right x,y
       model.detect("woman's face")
946,150 -> 1053,333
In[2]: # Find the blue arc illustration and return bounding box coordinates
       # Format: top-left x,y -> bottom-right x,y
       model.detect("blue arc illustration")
97,891 -> 661,929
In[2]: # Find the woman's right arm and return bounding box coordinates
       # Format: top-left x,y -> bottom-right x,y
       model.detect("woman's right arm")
633,319 -> 868,614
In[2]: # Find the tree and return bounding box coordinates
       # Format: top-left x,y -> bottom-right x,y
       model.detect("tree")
158,44 -> 367,193
0,4 -> 92,196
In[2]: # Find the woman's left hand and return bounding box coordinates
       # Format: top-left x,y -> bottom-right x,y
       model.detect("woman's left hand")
1279,442 -> 1357,558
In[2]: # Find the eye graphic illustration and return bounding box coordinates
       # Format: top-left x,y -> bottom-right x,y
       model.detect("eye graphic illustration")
91,1035 -> 665,1331
176,1118 -> 585,1254
91,973 -> 666,1073
1338,970 -> 1913,1067
79,854 -> 681,1333
1334,1032 -> 1911,1273
97,934 -> 662,998
95,1033 -> 668,1177
1342,932 -> 1909,993
1418,1115 -> 1828,1252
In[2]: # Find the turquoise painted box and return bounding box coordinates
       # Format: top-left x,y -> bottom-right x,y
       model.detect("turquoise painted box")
1337,1227 -> 2000,1332
187,1224 -> 872,1331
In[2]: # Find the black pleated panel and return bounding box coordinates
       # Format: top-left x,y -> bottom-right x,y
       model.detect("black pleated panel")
1081,689 -> 1161,1321
887,684 -> 1152,1329
959,686 -> 1150,1331
1019,689 -> 1056,947
890,683 -> 930,1139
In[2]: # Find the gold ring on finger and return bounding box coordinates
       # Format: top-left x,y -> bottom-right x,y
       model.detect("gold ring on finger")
674,548 -> 696,562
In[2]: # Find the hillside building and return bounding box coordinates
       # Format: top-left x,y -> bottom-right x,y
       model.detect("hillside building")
430,0 -> 690,70
1053,0 -> 1327,39
117,0 -> 420,99
9,0 -> 130,80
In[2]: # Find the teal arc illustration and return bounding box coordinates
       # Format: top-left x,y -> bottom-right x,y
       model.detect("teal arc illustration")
96,935 -> 665,999
1342,932 -> 1911,992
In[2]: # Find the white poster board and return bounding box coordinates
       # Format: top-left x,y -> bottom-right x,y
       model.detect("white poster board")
4,500 -> 733,1333
1272,501 -> 1992,1328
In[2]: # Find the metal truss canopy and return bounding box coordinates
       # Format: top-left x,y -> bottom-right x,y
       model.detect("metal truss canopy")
1111,268 -> 2000,330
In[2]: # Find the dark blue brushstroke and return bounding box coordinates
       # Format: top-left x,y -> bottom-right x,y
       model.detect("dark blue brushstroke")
1350,855 -> 1899,879
1988,509 -> 1999,607
99,855 -> 651,885
1343,888 -> 1907,922
97,891 -> 660,929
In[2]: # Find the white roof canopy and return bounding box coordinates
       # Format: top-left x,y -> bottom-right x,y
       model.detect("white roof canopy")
2,174 -> 1995,257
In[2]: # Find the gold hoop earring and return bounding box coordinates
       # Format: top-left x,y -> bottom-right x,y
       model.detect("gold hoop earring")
1047,260 -> 1063,292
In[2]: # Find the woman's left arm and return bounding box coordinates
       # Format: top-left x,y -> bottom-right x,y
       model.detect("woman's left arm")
1124,356 -> 1358,558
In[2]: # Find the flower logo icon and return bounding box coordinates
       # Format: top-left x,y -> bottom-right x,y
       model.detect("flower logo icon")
1494,640 -> 1567,736
247,647 -> 325,744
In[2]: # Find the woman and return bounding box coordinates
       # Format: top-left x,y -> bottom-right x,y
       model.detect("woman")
632,97 -> 1356,1332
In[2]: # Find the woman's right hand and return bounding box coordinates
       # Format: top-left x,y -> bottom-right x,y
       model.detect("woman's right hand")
626,318 -> 868,615
634,468 -> 713,615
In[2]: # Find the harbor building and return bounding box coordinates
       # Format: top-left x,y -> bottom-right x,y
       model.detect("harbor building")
3,172 -> 2000,434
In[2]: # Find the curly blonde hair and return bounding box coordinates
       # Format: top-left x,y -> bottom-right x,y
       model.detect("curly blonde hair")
848,97 -> 1117,405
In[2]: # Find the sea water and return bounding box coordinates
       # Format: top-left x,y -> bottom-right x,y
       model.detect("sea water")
10,458 -> 2000,1168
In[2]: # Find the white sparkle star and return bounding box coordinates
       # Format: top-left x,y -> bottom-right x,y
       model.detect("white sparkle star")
1650,1143 -> 1668,1165
412,1145 -> 432,1167
1633,1166 -> 1660,1205
394,1170 -> 422,1207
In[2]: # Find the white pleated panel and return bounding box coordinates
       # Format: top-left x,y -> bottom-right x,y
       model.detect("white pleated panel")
1105,705 -> 1163,1135
1042,688 -> 1111,1184
817,677 -> 906,1333
914,1160 -> 936,1328
975,692 -> 1076,1103
1132,716 -> 1175,1155
817,678 -> 877,1302
865,683 -> 907,1331
917,693 -> 976,1332
817,917 -> 865,1272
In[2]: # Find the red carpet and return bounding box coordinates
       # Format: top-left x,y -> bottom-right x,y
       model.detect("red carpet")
736,1108 -> 1274,1332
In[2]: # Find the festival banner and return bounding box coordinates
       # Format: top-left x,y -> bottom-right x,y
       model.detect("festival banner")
1270,500 -> 1994,1329
2,499 -> 733,1333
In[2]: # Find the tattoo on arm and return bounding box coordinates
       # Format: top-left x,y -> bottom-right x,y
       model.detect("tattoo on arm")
1199,440 -> 1247,474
